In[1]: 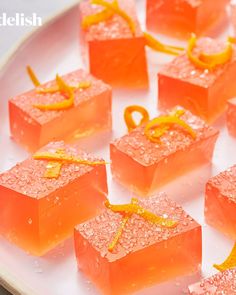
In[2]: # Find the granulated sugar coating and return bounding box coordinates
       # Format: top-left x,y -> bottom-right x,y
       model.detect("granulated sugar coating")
188,268 -> 236,294
110,106 -> 219,196
9,69 -> 112,151
0,141 -> 108,255
79,0 -> 148,88
75,193 -> 202,295
158,38 -> 236,122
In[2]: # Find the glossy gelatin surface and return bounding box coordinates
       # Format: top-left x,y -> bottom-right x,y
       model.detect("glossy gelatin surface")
158,38 -> 236,123
227,98 -> 236,137
0,141 -> 108,255
110,107 -> 219,196
146,0 -> 229,39
79,0 -> 148,88
205,165 -> 236,240
9,69 -> 112,151
75,193 -> 202,295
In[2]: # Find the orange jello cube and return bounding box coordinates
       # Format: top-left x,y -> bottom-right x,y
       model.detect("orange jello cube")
9,69 -> 112,152
231,1 -> 236,36
205,165 -> 236,240
110,107 -> 219,196
158,38 -> 236,122
188,268 -> 236,294
146,0 -> 229,39
0,141 -> 108,256
79,0 -> 148,89
227,98 -> 236,137
75,193 -> 202,295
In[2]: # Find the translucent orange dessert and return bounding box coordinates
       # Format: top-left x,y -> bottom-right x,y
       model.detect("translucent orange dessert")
188,268 -> 236,294
9,68 -> 112,152
75,193 -> 202,295
0,141 -> 108,256
146,0 -> 229,39
158,37 -> 236,123
110,106 -> 219,196
79,0 -> 148,89
231,1 -> 236,36
227,98 -> 236,137
205,165 -> 236,240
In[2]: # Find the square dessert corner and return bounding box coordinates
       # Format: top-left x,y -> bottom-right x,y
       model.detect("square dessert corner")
188,268 -> 236,294
9,69 -> 112,152
227,98 -> 236,137
0,141 -> 108,256
79,0 -> 149,89
74,193 -> 202,295
146,0 -> 229,39
205,165 -> 236,240
158,37 -> 236,123
110,106 -> 219,197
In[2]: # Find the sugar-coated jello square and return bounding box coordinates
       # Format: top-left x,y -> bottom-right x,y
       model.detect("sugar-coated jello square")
9,69 -> 112,152
79,0 -> 148,89
227,98 -> 236,137
146,0 -> 229,39
110,107 -> 219,196
0,141 -> 108,256
158,38 -> 236,123
188,268 -> 236,294
75,193 -> 202,295
205,165 -> 236,240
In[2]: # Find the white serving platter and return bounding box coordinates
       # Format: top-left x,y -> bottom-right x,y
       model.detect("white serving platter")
0,1 -> 236,294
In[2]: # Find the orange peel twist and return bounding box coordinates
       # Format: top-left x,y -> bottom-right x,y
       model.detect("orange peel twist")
83,0 -> 136,34
143,32 -> 184,56
34,148 -> 107,178
124,105 -> 150,132
144,109 -> 196,143
187,33 -> 234,70
214,242 -> 236,272
105,198 -> 178,252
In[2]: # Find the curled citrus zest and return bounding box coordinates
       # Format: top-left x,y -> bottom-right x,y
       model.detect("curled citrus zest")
143,32 -> 184,56
27,67 -> 91,111
228,36 -> 236,44
90,0 -> 136,34
144,109 -> 196,143
33,75 -> 75,111
187,33 -> 233,70
34,148 -> 107,178
27,66 -> 41,87
82,0 -> 117,29
214,242 -> 236,272
105,198 -> 178,252
124,105 -> 150,132
37,81 -> 91,94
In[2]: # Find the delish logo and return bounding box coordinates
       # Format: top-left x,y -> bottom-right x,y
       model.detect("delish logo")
0,13 -> 42,27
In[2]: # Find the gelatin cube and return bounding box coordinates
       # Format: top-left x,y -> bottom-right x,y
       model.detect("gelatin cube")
75,193 -> 202,295
188,268 -> 236,294
9,69 -> 112,152
110,107 -> 219,196
205,165 -> 236,240
146,0 -> 229,39
0,141 -> 108,255
231,1 -> 236,36
158,38 -> 236,122
227,98 -> 236,137
79,0 -> 148,88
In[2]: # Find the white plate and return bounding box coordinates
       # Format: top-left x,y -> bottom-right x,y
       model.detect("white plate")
0,1 -> 236,294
